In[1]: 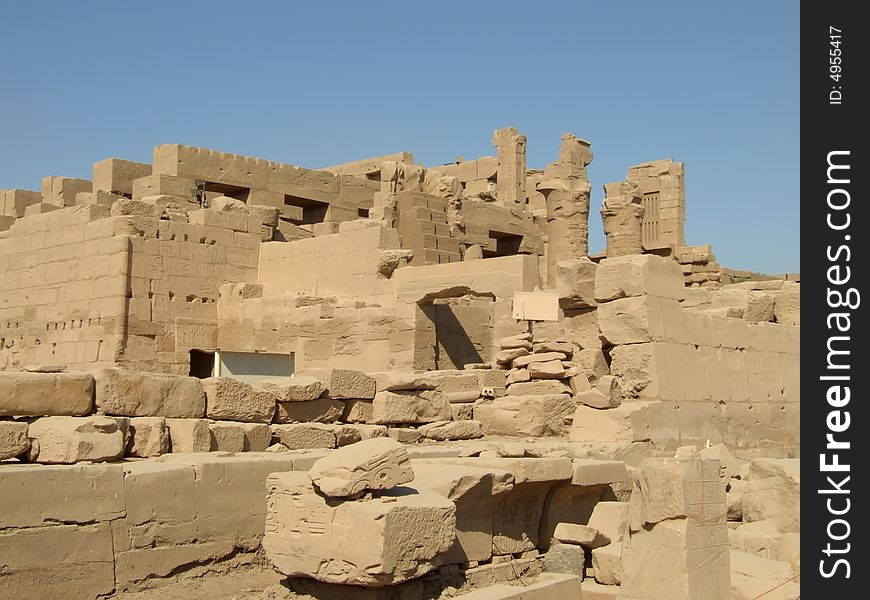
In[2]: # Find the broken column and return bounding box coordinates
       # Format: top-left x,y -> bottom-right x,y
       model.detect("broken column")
601,182 -> 644,257
620,456 -> 730,600
492,127 -> 527,207
537,134 -> 593,286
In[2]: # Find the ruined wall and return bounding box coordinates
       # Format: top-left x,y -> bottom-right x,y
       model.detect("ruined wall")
0,206 -> 128,370
625,159 -> 686,249
593,255 -> 799,451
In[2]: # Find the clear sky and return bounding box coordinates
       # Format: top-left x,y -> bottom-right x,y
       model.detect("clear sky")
0,1 -> 798,274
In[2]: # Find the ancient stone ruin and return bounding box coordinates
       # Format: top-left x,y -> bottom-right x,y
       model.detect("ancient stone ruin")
0,128 -> 800,599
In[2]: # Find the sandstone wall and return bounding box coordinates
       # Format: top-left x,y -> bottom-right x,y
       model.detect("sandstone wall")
0,206 -> 128,370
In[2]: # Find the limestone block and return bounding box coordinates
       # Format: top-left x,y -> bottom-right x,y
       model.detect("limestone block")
42,175 -> 92,207
594,254 -> 685,302
497,332 -> 533,350
0,463 -> 125,528
387,428 -> 422,443
23,201 -> 60,216
576,375 -> 622,409
209,421 -> 271,452
309,437 -> 414,497
27,416 -> 125,464
571,460 -> 628,486
0,420 -> 29,460
271,423 -> 337,449
127,416 -> 169,457
588,501 -> 629,546
533,340 -> 574,355
342,399 -> 373,423
93,368 -> 206,418
596,296 -> 665,345
627,457 -> 725,529
452,403 -> 475,421
332,424 -> 388,447
264,471 -> 456,586
543,542 -> 587,578
475,394 -> 575,436
371,389 -> 452,424
511,351 -> 567,369
274,397 -> 345,423
506,379 -> 571,395
569,402 -> 660,442
0,372 -> 94,417
308,368 -> 377,399
729,551 -> 799,600
92,157 -> 151,196
166,418 -> 211,452
110,198 -> 163,218
496,347 -> 529,364
453,574 -> 583,599
369,371 -> 438,392
418,420 -> 484,441
699,443 -> 742,482
203,377 -> 276,423
743,292 -> 776,323
410,461 -> 514,564
774,288 -> 800,326
591,543 -> 622,585
553,522 -> 609,548
0,523 -> 115,600
506,369 -> 531,385
527,360 -> 565,379
742,458 -> 800,532
247,204 -> 280,227
621,519 -> 730,600
556,257 -> 598,309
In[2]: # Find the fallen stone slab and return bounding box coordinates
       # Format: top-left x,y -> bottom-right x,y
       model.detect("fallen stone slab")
332,423 -> 388,447
496,347 -> 529,364
0,420 -> 29,460
26,416 -> 124,464
371,389 -> 452,424
569,402 -> 660,443
497,333 -> 533,350
93,368 -> 206,418
264,471 -> 455,586
308,437 -> 414,497
165,418 -> 210,452
300,368 -> 377,399
202,377 -> 276,423
743,458 -> 800,532
506,380 -> 572,396
127,417 -> 169,457
591,543 -> 623,586
567,460 -> 625,488
587,501 -> 629,545
259,376 -> 324,402
271,423 -> 336,450
527,360 -> 566,379
369,371 -> 438,391
387,428 -> 422,443
0,371 -> 94,417
553,522 -> 610,548
418,420 -> 484,441
729,550 -> 799,600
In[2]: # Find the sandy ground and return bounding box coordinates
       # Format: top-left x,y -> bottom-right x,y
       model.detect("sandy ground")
106,566 -> 298,600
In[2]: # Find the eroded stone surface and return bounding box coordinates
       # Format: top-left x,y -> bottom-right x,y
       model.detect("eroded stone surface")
308,437 -> 414,497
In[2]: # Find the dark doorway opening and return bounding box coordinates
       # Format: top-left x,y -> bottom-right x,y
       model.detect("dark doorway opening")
189,350 -> 215,379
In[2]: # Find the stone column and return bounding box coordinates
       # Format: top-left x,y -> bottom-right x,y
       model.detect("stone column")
536,134 -> 593,287
601,182 -> 645,257
492,127 -> 527,207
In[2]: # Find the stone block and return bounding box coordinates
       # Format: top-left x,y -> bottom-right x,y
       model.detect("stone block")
0,420 -> 29,459
264,471 -> 456,586
729,550 -> 799,600
127,416 -> 169,457
274,397 -> 345,423
569,402 -> 660,443
0,372 -> 94,417
271,423 -> 337,450
556,257 -> 598,309
0,462 -> 125,528
165,418 -> 211,452
93,368 -> 206,418
594,254 -> 685,302
506,379 -> 571,396
259,376 -> 324,401
553,522 -> 609,548
27,416 -> 124,464
591,543 -> 623,585
209,421 -> 271,452
527,360 -> 566,379
332,423 -> 388,447
92,157 -> 151,196
301,368 -> 377,399
742,458 -> 800,532
371,389 -> 452,424
309,437 -> 414,497
511,352 -> 568,369
418,419 -> 484,440
571,459 -> 628,486
203,377 -> 276,423
475,394 -> 575,437
543,542 -> 586,578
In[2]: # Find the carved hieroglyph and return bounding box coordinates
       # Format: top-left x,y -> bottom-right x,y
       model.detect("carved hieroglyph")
308,437 -> 414,497
601,182 -> 645,257
537,135 -> 593,286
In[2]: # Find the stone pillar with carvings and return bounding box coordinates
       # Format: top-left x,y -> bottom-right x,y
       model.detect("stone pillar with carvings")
601,181 -> 645,257
537,134 -> 593,286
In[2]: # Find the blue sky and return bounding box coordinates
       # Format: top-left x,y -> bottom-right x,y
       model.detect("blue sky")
0,1 -> 798,274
